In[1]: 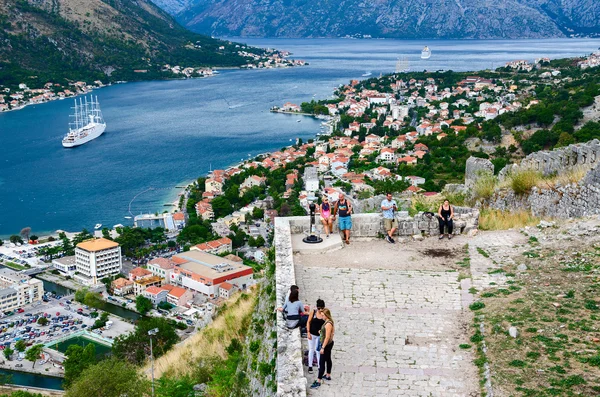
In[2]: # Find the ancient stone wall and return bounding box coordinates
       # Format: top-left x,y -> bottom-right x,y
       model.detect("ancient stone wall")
488,164 -> 600,218
286,210 -> 479,238
499,139 -> 600,179
465,156 -> 495,190
274,218 -> 307,397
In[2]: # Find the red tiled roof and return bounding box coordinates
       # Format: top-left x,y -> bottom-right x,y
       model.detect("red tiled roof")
220,282 -> 234,291
145,286 -> 165,295
168,286 -> 188,298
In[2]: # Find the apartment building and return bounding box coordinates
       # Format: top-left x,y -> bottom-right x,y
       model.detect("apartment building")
74,238 -> 122,286
0,268 -> 44,311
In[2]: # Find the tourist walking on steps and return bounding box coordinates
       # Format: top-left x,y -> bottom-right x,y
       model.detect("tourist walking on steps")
381,192 -> 398,244
438,199 -> 454,240
333,193 -> 353,244
319,197 -> 333,237
306,299 -> 325,374
311,308 -> 335,389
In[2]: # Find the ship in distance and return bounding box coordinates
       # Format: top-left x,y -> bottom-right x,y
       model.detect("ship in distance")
62,95 -> 106,148
421,46 -> 431,59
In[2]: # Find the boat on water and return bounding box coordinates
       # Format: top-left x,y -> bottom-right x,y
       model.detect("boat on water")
362,71 -> 372,77
62,95 -> 106,148
94,223 -> 102,230
124,216 -> 132,219
297,119 -> 301,122
421,46 -> 431,60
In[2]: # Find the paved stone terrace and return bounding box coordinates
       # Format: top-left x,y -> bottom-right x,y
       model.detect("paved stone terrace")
294,238 -> 479,397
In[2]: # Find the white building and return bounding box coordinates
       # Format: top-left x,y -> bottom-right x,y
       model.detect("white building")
134,213 -> 178,232
303,167 -> 319,192
147,258 -> 175,281
52,256 -> 77,276
0,268 -> 43,310
74,238 -> 122,286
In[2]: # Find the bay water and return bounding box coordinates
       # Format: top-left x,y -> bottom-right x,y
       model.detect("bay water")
1,38 -> 599,237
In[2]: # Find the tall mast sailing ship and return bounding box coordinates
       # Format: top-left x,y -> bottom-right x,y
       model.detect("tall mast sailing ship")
62,95 -> 106,148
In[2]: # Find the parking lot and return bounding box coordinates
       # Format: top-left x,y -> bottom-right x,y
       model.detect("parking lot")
0,295 -> 134,375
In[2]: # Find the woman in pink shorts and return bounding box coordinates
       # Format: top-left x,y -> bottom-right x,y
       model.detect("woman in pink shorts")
319,196 -> 333,237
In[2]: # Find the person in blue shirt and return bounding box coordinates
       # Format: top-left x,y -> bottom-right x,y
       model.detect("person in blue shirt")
381,192 -> 398,244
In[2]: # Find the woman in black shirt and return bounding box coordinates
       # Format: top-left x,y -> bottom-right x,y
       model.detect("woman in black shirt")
437,200 -> 454,240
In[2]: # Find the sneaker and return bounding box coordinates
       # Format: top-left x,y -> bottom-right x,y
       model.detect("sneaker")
310,381 -> 321,389
389,236 -> 396,244
385,235 -> 392,243
326,234 -> 329,238
308,367 -> 313,374
448,234 -> 453,240
323,375 -> 332,381
439,234 -> 444,240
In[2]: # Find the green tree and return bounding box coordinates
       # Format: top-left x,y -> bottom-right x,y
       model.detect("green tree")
156,376 -> 196,397
83,291 -> 105,309
65,358 -> 150,397
72,229 -> 93,246
15,340 -> 26,352
112,317 -> 179,365
25,344 -> 44,368
37,317 -> 49,326
92,312 -> 110,330
135,295 -> 153,315
74,288 -> 88,303
211,196 -> 233,219
9,235 -> 23,245
3,347 -> 13,360
64,344 -> 96,387
29,235 -> 38,242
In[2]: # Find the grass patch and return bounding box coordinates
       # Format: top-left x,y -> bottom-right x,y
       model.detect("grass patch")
469,302 -> 485,311
479,209 -> 540,231
477,247 -> 490,258
2,261 -> 26,271
509,169 -> 543,195
149,290 -> 258,379
459,344 -> 472,349
473,172 -> 498,200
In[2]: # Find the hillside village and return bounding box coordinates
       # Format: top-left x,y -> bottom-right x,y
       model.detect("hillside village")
273,50 -> 600,197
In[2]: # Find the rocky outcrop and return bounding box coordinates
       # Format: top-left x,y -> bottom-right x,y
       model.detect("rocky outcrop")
465,156 -> 495,190
173,0 -> 600,38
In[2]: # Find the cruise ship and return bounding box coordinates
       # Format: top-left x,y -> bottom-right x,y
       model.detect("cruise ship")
62,96 -> 106,148
421,46 -> 432,60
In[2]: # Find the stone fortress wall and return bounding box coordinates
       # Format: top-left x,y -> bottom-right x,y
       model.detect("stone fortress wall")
463,139 -> 600,218
498,139 -> 600,179
287,210 -> 479,238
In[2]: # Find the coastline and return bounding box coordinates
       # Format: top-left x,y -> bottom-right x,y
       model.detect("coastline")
0,62 -> 306,115
0,384 -> 64,396
0,363 -> 64,381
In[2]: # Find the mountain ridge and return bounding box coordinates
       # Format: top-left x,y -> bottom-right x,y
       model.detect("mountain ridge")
162,0 -> 600,39
0,0 -> 264,86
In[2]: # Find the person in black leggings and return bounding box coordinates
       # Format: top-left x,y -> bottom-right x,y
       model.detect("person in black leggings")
437,199 -> 454,240
311,308 -> 335,389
